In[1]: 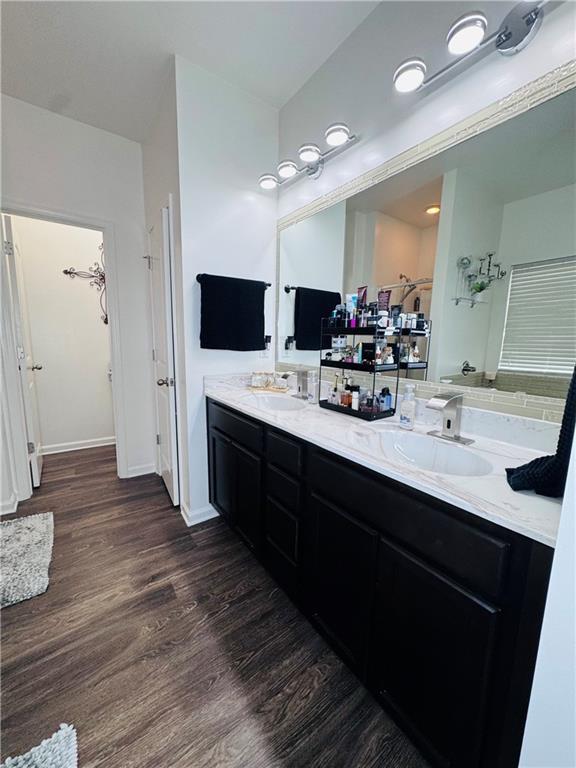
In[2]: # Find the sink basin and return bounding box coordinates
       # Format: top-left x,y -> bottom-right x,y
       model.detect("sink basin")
245,393 -> 307,412
349,426 -> 492,477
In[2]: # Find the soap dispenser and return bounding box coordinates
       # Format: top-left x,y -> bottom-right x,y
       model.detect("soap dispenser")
399,384 -> 416,430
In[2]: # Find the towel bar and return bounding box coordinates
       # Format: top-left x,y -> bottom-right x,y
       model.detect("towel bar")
196,273 -> 271,288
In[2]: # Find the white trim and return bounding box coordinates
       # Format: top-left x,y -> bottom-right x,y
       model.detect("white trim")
0,493 -> 18,516
180,502 -> 218,528
277,61 -> 576,231
124,462 -> 156,478
41,436 -> 116,455
0,199 -> 130,479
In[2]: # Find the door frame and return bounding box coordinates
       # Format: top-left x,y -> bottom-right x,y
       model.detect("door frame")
1,198 -> 129,479
147,194 -> 182,505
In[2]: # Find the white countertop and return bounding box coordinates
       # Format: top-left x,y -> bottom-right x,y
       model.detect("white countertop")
204,376 -> 562,548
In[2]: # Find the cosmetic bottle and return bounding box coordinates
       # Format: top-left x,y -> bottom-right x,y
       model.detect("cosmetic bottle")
361,395 -> 375,414
380,387 -> 392,412
329,376 -> 339,405
351,385 -> 360,411
399,384 -> 416,430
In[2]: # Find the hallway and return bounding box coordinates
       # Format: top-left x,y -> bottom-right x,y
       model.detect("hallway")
1,447 -> 427,768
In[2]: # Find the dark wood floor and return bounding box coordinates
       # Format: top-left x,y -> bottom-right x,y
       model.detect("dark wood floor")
1,446 -> 428,767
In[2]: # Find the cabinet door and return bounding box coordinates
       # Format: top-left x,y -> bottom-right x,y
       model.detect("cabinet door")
310,493 -> 379,673
209,430 -> 235,522
234,443 -> 263,552
370,538 -> 500,768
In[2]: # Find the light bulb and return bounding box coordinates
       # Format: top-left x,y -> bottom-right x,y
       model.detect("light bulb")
298,144 -> 321,164
258,174 -> 278,190
277,160 -> 298,179
425,205 -> 441,215
325,123 -> 350,147
447,12 -> 487,56
393,58 -> 427,93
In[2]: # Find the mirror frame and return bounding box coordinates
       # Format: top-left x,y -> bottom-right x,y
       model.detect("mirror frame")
274,61 -> 576,417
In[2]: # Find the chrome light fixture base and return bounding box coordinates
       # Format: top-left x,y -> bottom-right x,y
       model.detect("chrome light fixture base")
258,131 -> 359,190
495,3 -> 543,56
393,1 -> 548,94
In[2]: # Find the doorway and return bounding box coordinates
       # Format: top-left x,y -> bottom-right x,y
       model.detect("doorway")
2,212 -> 115,494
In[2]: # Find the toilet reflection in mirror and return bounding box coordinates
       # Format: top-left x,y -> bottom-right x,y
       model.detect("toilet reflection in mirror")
277,88 -> 576,404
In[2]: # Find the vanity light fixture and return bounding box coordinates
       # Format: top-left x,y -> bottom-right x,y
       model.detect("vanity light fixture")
425,205 -> 441,215
258,173 -> 278,190
447,12 -> 488,55
393,1 -> 547,94
258,123 -> 359,189
325,123 -> 351,147
393,59 -> 427,93
298,143 -> 322,164
277,160 -> 298,179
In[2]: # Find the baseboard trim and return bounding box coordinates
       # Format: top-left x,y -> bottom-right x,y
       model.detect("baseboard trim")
42,437 -> 116,455
180,503 -> 218,528
0,493 -> 18,516
123,463 -> 156,478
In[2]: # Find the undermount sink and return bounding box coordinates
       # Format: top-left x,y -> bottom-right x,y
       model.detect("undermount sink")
244,392 -> 307,412
349,426 -> 492,477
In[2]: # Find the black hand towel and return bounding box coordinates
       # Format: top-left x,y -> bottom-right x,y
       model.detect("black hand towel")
294,287 -> 341,350
199,274 -> 266,351
506,364 -> 576,498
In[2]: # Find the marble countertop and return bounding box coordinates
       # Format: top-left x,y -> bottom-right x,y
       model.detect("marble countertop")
204,375 -> 562,548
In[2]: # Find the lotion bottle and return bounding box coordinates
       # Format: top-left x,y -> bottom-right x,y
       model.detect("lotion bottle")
399,384 -> 416,430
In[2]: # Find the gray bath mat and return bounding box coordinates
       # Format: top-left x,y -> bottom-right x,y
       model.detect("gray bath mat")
1,513 -> 54,608
0,723 -> 77,768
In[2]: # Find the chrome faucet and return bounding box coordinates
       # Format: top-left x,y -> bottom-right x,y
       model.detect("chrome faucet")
426,392 -> 474,445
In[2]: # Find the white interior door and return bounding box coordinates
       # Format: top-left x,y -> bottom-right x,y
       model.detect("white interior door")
148,201 -> 180,506
2,215 -> 44,487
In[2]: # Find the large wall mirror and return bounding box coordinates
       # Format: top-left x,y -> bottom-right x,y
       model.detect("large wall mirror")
277,88 -> 576,402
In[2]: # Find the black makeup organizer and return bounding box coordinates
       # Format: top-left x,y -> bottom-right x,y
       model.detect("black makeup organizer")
318,320 -> 431,421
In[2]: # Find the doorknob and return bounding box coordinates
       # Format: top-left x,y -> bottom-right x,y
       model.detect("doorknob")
30,363 -> 43,371
157,377 -> 169,386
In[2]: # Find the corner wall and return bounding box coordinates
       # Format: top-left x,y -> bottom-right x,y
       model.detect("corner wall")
174,57 -> 278,519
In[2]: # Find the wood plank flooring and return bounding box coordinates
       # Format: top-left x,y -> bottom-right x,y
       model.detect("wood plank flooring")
1,447 -> 428,767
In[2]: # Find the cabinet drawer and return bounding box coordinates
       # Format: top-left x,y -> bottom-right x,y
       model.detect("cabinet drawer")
267,465 -> 301,513
267,430 -> 303,477
208,400 -> 263,454
310,451 -> 510,602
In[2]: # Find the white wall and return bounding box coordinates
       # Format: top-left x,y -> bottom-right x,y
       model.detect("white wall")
343,210 -> 375,296
278,201 -> 346,367
174,56 -> 278,520
1,95 -> 155,477
485,184 -> 576,372
373,214 -> 437,310
520,445 -> 576,768
12,216 -> 114,453
429,169 -> 503,380
277,2 -> 575,220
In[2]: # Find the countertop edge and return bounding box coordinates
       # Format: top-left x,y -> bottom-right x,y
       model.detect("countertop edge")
205,388 -> 558,549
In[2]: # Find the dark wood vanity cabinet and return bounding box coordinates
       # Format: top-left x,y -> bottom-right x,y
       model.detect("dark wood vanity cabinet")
309,493 -> 379,673
370,538 -> 500,768
206,398 -> 553,768
207,403 -> 263,552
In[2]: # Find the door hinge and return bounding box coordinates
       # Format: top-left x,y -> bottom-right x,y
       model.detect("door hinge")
156,434 -> 161,445
3,240 -> 14,257
27,441 -> 35,455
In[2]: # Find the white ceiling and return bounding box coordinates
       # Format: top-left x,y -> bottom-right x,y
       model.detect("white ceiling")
1,1 -> 378,143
